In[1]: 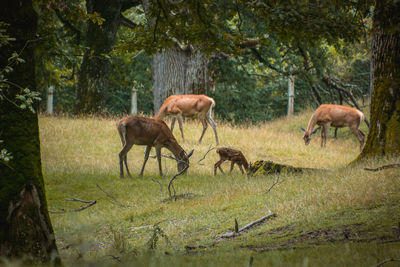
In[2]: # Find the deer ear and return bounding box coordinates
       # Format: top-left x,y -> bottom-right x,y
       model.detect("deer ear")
187,149 -> 194,158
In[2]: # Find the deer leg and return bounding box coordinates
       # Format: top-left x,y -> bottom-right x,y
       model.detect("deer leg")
321,124 -> 330,148
351,126 -> 365,150
198,118 -> 209,144
119,143 -> 134,178
359,130 -> 365,150
238,164 -> 244,174
230,161 -> 235,172
140,146 -> 152,176
206,113 -> 219,145
170,117 -> 176,132
155,146 -> 163,176
214,159 -> 225,175
177,114 -> 185,141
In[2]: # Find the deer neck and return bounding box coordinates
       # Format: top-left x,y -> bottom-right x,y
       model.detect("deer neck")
306,113 -> 317,135
242,158 -> 249,171
165,140 -> 185,161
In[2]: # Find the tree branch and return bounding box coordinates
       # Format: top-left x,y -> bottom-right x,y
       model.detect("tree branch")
52,8 -> 82,43
364,164 -> 400,172
119,14 -> 138,29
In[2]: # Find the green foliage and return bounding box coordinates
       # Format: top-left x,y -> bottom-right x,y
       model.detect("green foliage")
107,52 -> 153,115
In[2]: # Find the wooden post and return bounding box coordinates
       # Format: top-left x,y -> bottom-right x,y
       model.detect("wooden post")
287,74 -> 295,116
130,87 -> 137,115
47,86 -> 54,115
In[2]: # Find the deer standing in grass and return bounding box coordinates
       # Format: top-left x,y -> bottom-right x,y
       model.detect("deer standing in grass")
155,94 -> 219,145
214,147 -> 249,175
301,104 -> 366,150
117,115 -> 193,178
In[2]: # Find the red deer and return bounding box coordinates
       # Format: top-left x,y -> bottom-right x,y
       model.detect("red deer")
117,115 -> 193,178
214,147 -> 249,175
301,104 -> 366,149
155,94 -> 219,145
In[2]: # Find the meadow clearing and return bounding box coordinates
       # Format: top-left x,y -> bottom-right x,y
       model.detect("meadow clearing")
39,108 -> 400,266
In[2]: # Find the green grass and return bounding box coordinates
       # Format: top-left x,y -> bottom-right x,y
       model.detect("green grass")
38,109 -> 400,266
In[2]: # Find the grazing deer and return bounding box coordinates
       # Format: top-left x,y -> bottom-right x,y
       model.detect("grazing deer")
117,115 -> 193,178
155,94 -> 219,145
214,147 -> 249,175
301,104 -> 366,149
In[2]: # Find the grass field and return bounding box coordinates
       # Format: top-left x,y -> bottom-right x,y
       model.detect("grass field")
39,108 -> 400,266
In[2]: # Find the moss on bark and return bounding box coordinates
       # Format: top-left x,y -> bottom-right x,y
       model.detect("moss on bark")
358,0 -> 400,159
0,0 -> 60,263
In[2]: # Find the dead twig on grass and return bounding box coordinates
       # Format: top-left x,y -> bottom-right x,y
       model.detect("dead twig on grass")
216,207 -> 276,238
364,164 -> 400,172
96,184 -> 127,208
151,178 -> 163,198
264,177 -> 284,194
149,154 -> 176,160
49,198 -> 97,214
197,145 -> 216,165
168,164 -> 189,199
371,258 -> 400,267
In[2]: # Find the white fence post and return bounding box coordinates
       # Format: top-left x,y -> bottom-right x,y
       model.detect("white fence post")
130,87 -> 137,115
47,86 -> 54,115
287,75 -> 295,116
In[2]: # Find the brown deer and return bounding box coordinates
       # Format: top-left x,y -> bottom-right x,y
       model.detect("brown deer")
214,147 -> 249,175
155,94 -> 219,145
301,104 -> 366,149
117,115 -> 193,178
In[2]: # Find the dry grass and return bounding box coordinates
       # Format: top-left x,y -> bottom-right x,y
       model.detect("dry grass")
39,109 -> 400,266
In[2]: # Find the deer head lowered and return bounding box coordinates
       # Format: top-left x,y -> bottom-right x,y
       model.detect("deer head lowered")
301,104 -> 366,150
117,115 -> 194,178
155,94 -> 219,145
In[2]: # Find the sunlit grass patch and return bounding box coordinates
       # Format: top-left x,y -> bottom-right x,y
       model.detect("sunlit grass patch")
39,110 -> 400,265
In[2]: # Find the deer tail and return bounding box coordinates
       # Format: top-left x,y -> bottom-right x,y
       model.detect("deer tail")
117,121 -> 127,146
207,97 -> 216,118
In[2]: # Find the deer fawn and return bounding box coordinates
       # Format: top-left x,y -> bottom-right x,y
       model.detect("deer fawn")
117,115 -> 193,177
301,104 -> 366,150
214,147 -> 249,175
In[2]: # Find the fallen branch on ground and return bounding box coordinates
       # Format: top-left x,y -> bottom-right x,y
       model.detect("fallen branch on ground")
96,184 -> 127,208
371,258 -> 400,267
149,154 -> 176,160
151,178 -> 163,198
216,207 -> 276,239
248,160 -> 315,176
168,164 -> 189,199
264,177 -> 284,194
49,198 -> 97,214
197,145 -> 216,165
364,164 -> 400,172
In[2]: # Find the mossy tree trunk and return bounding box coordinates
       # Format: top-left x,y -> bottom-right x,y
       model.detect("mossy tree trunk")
359,0 -> 400,158
76,0 -> 123,114
0,1 -> 60,264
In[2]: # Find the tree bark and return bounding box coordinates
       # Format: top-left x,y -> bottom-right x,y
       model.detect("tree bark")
76,0 -> 123,114
152,46 -> 208,112
359,0 -> 400,158
0,0 -> 60,264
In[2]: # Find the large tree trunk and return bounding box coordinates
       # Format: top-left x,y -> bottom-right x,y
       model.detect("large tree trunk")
0,1 -> 60,264
76,0 -> 123,114
359,0 -> 400,158
152,47 -> 208,112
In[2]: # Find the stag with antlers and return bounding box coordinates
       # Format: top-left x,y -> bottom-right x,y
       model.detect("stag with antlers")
117,115 -> 193,177
301,104 -> 366,149
214,147 -> 249,175
155,94 -> 219,145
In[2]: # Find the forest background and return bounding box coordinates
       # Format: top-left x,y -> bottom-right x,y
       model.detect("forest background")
33,0 -> 370,123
